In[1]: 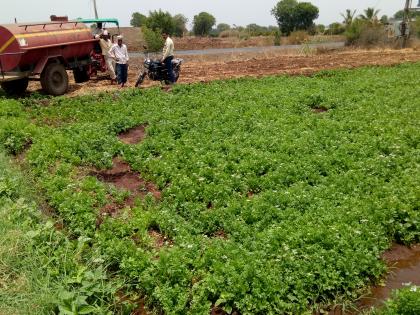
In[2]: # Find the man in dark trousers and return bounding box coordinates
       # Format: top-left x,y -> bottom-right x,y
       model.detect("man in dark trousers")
109,35 -> 129,87
161,32 -> 175,85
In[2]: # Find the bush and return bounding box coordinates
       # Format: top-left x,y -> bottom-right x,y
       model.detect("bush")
345,19 -> 387,46
358,26 -> 387,46
141,27 -> 164,52
218,29 -> 250,40
273,30 -> 282,46
327,22 -> 346,35
413,18 -> 420,38
246,24 -> 277,36
287,30 -> 309,44
316,24 -> 326,34
216,23 -> 231,33
219,30 -> 239,38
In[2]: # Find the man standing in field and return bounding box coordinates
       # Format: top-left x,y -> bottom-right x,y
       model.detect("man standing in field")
161,32 -> 175,85
109,35 -> 129,87
99,30 -> 116,84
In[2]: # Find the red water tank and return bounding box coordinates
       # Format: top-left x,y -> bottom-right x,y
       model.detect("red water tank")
0,21 -> 94,72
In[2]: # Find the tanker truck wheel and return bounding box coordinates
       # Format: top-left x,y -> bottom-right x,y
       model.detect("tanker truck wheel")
41,63 -> 69,96
73,67 -> 90,83
1,78 -> 29,96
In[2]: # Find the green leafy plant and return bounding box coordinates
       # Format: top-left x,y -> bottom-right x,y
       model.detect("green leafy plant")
0,63 -> 419,314
374,286 -> 420,315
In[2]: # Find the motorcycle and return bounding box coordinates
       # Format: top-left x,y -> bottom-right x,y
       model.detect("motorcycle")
135,47 -> 183,87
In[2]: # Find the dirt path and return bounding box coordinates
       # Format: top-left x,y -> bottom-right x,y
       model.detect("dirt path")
27,48 -> 420,97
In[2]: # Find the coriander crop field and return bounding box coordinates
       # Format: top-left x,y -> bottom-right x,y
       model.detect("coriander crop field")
1,63 -> 419,314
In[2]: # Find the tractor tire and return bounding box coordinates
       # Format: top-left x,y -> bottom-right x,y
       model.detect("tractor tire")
0,78 -> 29,96
73,67 -> 90,83
41,63 -> 69,96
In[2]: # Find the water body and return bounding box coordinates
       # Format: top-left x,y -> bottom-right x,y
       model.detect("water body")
359,244 -> 420,310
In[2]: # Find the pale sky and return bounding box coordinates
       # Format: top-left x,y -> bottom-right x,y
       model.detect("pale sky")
0,1 -> 407,27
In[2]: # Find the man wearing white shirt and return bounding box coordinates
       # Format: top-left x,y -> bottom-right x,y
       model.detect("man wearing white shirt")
109,35 -> 129,87
99,30 -> 116,84
161,32 -> 175,85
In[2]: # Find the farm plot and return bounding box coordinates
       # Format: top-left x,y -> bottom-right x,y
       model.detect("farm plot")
0,63 -> 419,314
25,48 -> 420,97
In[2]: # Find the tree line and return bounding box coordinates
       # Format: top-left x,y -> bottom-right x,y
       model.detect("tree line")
131,1 -> 419,47
131,10 -> 216,37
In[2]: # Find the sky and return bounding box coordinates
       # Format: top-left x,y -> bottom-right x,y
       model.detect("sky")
0,0 -> 408,27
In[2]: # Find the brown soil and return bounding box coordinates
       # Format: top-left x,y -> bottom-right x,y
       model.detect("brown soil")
26,48 -> 420,97
211,306 -> 228,315
177,49 -> 420,84
118,124 -> 148,144
148,229 -> 173,248
211,306 -> 240,315
359,243 -> 420,310
130,299 -> 149,315
91,157 -> 161,222
312,107 -> 328,113
117,292 -> 149,315
212,230 -> 228,239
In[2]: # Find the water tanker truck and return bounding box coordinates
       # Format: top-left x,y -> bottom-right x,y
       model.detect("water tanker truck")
0,20 -> 102,96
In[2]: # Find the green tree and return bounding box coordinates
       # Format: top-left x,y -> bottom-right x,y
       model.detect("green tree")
380,15 -> 389,25
193,12 -> 216,36
142,27 -> 164,52
394,10 -> 420,19
271,0 -> 319,35
359,7 -> 380,23
130,12 -> 147,27
328,22 -> 346,35
316,24 -> 325,34
294,2 -> 319,30
340,9 -> 357,27
414,18 -> 420,38
173,14 -> 188,37
246,24 -> 275,36
145,10 -> 175,34
216,23 -> 231,33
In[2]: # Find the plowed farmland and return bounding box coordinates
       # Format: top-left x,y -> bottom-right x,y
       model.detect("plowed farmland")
26,48 -> 420,97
